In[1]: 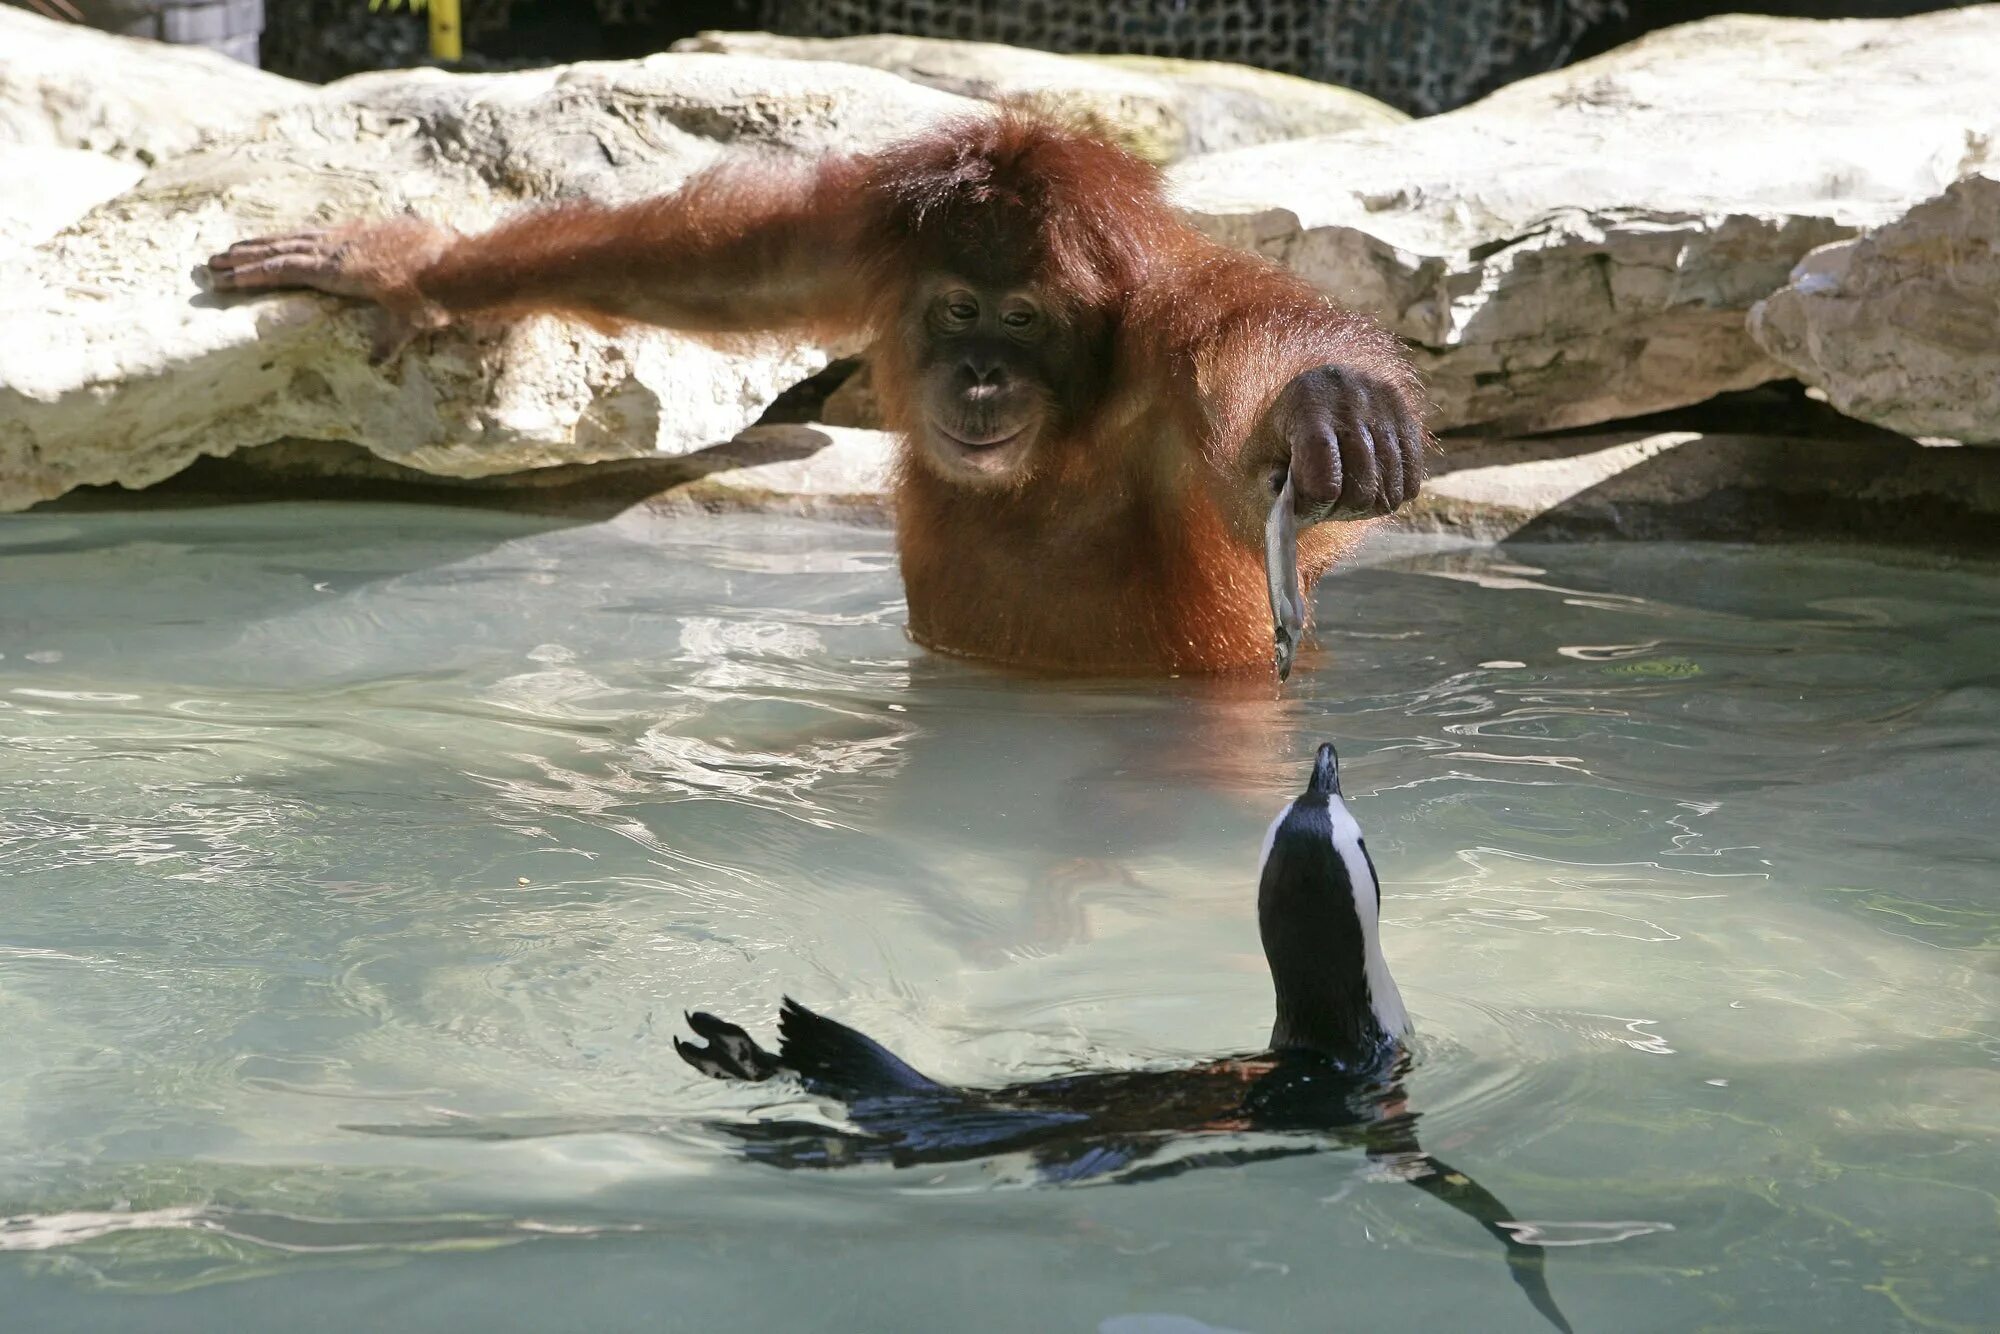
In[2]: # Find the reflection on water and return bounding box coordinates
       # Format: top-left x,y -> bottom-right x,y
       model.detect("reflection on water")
1,507 -> 1996,1332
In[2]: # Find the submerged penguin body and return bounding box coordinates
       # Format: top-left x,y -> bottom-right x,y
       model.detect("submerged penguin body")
678,998 -> 1395,1179
677,744 -> 1571,1333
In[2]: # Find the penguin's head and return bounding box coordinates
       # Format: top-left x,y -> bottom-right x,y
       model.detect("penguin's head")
1256,743 -> 1410,1061
1306,741 -> 1342,798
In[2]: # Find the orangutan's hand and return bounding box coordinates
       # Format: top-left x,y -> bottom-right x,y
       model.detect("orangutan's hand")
206,217 -> 456,363
1266,363 -> 1427,521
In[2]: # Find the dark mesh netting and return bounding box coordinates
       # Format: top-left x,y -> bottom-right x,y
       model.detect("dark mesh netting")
759,0 -> 1630,115
253,0 -> 1622,106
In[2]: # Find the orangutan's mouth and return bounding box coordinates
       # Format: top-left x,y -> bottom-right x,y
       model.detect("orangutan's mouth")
927,420 -> 1036,483
937,424 -> 1027,451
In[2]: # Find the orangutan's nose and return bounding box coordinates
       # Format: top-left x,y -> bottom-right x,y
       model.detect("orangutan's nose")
958,348 -> 1011,395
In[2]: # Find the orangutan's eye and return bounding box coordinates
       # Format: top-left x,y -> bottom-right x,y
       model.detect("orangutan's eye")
946,300 -> 977,321
1001,309 -> 1036,328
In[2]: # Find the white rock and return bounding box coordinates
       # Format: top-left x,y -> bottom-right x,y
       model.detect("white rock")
1172,8 -> 2000,433
1749,172 -> 2000,446
0,6 -> 307,164
672,31 -> 1405,163
0,56 -> 974,512
0,145 -> 142,262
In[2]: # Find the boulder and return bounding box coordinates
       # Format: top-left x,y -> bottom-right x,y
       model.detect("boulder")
1748,173 -> 2000,446
0,145 -> 142,262
0,6 -> 307,164
671,31 -> 1406,164
1171,8 -> 2000,434
0,55 -> 974,512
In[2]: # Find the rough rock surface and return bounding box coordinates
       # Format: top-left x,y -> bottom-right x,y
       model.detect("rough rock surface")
0,6 -> 308,164
1172,8 -> 2000,434
0,146 -> 142,263
1748,173 -> 2000,446
1412,431 -> 2000,546
671,31 -> 1406,164
0,55 -> 974,513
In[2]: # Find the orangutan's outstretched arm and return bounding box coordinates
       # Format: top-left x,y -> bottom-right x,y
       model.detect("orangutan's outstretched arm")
1149,244 -> 1429,539
206,155 -> 872,360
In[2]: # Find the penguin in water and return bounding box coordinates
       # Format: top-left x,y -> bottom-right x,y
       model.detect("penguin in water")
678,744 -> 1572,1333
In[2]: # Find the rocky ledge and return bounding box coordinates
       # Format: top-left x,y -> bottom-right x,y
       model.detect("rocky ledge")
63,392 -> 2000,556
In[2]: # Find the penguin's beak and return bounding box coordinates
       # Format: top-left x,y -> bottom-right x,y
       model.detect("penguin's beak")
1306,743 -> 1341,798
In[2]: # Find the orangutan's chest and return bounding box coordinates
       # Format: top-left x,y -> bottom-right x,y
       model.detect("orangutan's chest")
894,493 -> 1272,673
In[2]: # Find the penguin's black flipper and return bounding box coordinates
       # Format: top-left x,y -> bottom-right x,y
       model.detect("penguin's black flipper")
775,996 -> 948,1099
1393,1151 -> 1573,1334
676,1011 -> 783,1082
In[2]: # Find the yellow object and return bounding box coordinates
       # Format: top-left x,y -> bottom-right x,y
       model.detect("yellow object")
365,0 -> 457,61
428,0 -> 461,60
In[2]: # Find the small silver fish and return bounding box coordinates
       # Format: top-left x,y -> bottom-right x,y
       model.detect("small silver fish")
1263,469 -> 1305,681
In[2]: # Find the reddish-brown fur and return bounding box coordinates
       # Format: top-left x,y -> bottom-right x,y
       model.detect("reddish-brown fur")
207,112 -> 1428,676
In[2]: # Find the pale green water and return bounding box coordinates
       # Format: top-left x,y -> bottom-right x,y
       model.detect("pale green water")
1,505 -> 1995,1334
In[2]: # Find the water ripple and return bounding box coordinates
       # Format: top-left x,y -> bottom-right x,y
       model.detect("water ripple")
3,515 -> 1998,1325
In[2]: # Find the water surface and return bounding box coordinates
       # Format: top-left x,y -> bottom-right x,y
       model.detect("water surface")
2,505 -> 1995,1332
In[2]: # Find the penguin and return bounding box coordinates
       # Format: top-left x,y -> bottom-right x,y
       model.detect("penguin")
678,743 -> 1572,1333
